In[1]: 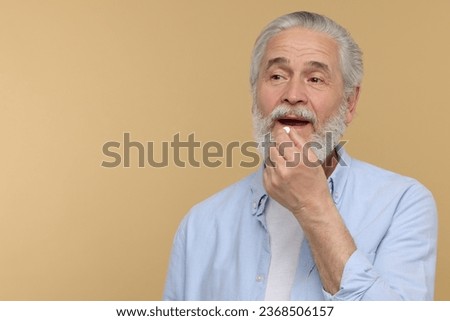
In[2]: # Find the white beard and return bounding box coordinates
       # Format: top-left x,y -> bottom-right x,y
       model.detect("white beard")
252,101 -> 348,164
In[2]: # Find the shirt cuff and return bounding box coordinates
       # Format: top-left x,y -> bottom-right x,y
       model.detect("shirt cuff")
322,249 -> 378,301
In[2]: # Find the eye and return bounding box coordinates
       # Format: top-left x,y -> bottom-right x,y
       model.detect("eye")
309,77 -> 323,83
267,73 -> 288,85
270,74 -> 283,80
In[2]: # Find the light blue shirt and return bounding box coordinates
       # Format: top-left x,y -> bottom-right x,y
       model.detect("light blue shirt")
163,149 -> 438,300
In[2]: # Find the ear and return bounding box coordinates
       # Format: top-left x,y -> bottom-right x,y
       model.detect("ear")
345,86 -> 360,125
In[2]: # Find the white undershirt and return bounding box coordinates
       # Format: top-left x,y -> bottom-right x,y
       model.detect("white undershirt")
264,198 -> 304,301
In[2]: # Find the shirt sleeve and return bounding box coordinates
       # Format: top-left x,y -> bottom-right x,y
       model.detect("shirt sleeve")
163,217 -> 187,301
324,182 -> 438,301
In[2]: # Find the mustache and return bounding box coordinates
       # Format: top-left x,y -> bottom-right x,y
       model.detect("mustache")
268,104 -> 317,127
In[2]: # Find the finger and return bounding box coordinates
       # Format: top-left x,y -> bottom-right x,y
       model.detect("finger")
263,164 -> 276,197
270,127 -> 294,161
263,148 -> 285,195
268,142 -> 286,169
272,127 -> 300,164
264,150 -> 276,167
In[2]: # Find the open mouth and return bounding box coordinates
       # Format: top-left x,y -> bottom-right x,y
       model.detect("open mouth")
277,118 -> 311,127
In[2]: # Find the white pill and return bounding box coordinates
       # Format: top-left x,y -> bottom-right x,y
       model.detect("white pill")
283,126 -> 290,134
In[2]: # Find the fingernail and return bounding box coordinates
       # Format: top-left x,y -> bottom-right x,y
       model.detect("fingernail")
283,126 -> 290,134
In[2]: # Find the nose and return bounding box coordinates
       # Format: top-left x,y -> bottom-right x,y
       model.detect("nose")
282,79 -> 308,106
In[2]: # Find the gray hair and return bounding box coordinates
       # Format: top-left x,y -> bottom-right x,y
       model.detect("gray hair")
250,11 -> 363,98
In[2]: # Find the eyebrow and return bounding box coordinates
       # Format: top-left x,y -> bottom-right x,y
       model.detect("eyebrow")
265,57 -> 290,70
305,61 -> 331,74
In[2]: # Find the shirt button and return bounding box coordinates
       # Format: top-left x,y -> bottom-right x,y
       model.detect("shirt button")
252,202 -> 257,209
256,275 -> 264,282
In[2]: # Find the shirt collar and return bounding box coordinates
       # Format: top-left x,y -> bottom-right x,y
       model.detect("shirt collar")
249,165 -> 268,216
328,146 -> 352,205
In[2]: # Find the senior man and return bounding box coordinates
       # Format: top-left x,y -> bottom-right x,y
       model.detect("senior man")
163,11 -> 437,300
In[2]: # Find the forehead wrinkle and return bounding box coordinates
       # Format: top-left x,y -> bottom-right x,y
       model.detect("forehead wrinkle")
262,28 -> 340,74
264,56 -> 332,78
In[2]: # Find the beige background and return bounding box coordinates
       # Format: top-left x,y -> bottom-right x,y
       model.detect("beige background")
0,0 -> 448,300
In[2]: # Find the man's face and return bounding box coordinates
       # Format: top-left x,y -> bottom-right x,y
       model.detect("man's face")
254,27 -> 355,150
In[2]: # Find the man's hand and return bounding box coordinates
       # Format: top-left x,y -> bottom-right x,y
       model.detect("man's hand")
263,126 -> 356,295
263,126 -> 331,216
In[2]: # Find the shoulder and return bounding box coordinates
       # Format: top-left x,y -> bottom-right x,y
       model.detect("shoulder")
351,157 -> 425,186
349,156 -> 435,206
339,154 -> 437,248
